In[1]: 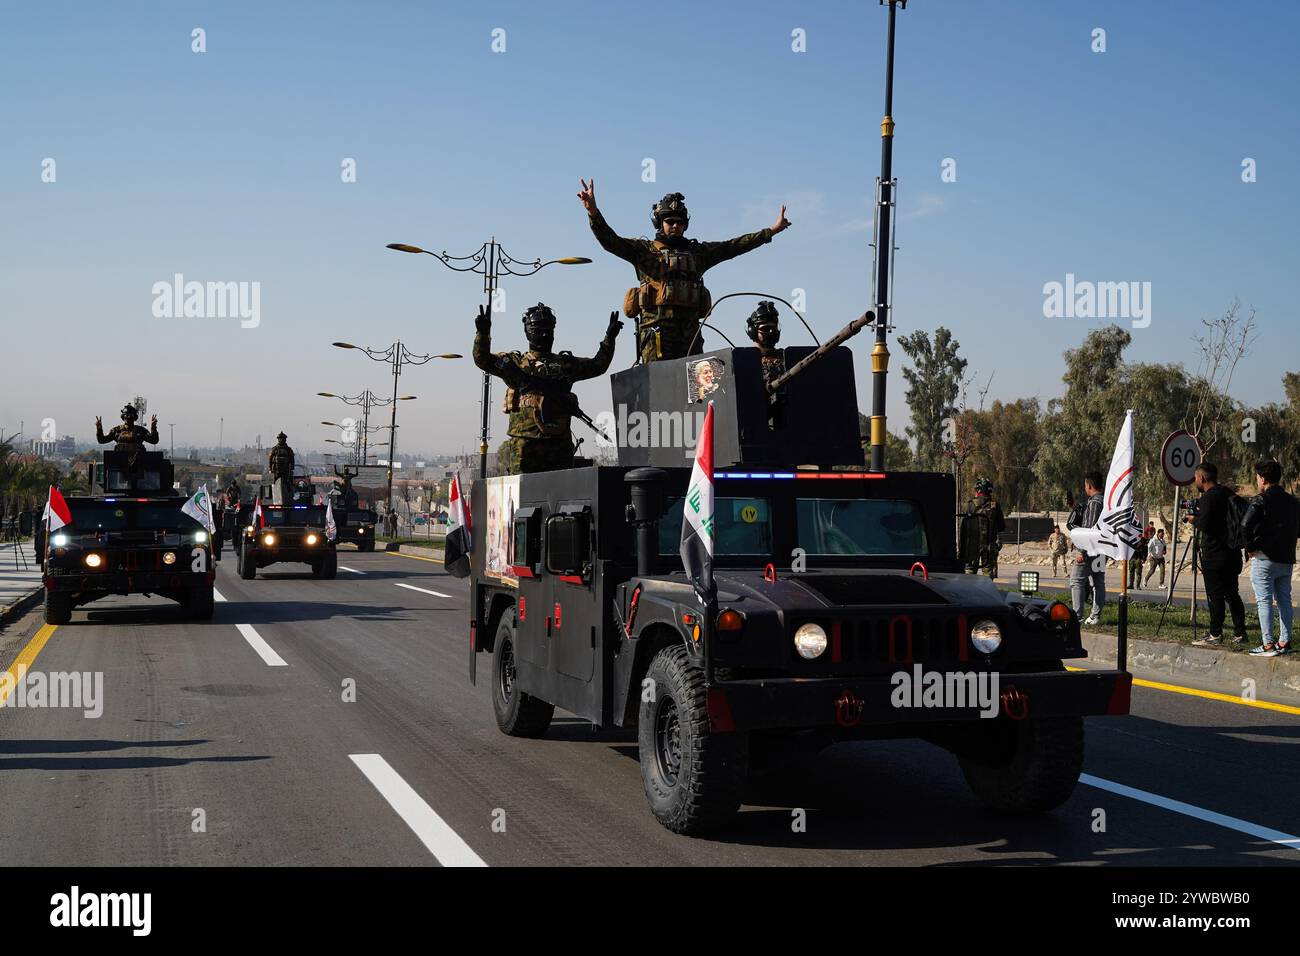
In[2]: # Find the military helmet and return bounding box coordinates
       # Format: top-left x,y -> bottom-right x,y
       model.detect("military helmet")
120,404 -> 138,421
522,303 -> 556,329
651,192 -> 689,230
974,477 -> 994,497
746,300 -> 780,335
276,431 -> 287,442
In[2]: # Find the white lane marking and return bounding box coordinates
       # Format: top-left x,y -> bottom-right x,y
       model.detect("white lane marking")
213,587 -> 228,602
339,566 -> 365,574
1081,774 -> 1300,851
235,623 -> 287,667
349,754 -> 487,867
395,582 -> 452,598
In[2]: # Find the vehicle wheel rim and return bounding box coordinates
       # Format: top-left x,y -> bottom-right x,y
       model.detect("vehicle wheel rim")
498,638 -> 515,703
654,696 -> 682,786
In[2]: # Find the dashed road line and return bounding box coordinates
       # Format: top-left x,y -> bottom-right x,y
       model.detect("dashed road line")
235,623 -> 287,667
213,587 -> 228,602
349,753 -> 487,867
339,566 -> 365,574
395,582 -> 453,599
1081,774 -> 1300,851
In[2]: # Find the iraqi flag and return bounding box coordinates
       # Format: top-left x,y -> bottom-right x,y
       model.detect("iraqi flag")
325,499 -> 338,542
443,471 -> 472,579
1070,409 -> 1143,561
181,484 -> 216,533
679,402 -> 715,603
252,497 -> 264,529
47,486 -> 72,532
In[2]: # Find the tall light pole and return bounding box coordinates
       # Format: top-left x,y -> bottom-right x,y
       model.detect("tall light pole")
317,390 -> 398,464
218,417 -> 223,459
332,342 -> 459,517
386,240 -> 590,479
869,0 -> 906,472
168,423 -> 175,458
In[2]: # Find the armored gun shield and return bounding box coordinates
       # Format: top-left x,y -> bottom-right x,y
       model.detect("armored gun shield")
610,346 -> 864,469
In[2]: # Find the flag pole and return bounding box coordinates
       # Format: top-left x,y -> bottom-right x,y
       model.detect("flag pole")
1119,557 -> 1128,672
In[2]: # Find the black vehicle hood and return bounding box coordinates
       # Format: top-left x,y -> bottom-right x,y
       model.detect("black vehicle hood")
708,567 -> 1006,614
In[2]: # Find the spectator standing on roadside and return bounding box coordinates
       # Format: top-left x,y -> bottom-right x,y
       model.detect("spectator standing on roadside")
1145,528 -> 1168,587
1128,527 -> 1148,589
1243,459 -> 1299,657
1190,462 -> 1249,647
1048,524 -> 1069,576
1067,471 -> 1106,625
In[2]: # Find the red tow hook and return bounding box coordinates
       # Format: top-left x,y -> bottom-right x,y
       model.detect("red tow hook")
763,563 -> 776,583
1000,684 -> 1029,721
909,561 -> 928,581
834,690 -> 865,727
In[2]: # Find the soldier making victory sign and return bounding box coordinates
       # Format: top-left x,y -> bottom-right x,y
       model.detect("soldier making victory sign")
577,179 -> 791,363
95,404 -> 160,469
474,302 -> 622,474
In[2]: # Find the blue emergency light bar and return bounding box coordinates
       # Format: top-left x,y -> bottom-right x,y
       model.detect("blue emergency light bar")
714,472 -> 886,480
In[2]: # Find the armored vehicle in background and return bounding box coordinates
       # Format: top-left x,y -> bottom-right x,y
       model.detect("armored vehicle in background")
466,341 -> 1132,835
41,449 -> 215,624
328,465 -> 376,551
235,473 -> 337,579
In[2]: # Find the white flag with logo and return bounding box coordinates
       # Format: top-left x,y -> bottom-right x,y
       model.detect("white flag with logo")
1070,409 -> 1143,561
325,499 -> 337,542
679,402 -> 715,603
181,484 -> 216,533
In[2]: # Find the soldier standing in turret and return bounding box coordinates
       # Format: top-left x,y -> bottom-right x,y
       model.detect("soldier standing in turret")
577,180 -> 790,363
267,432 -> 296,505
473,303 -> 621,473
95,405 -> 160,468
746,300 -> 785,390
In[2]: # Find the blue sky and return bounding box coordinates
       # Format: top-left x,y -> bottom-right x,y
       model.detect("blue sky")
2,0 -> 1296,456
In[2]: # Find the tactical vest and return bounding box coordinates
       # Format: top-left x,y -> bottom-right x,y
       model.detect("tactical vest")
501,352 -> 571,439
623,241 -> 711,319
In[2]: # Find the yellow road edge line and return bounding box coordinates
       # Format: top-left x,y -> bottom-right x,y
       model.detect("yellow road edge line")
0,623 -> 58,707
390,551 -> 444,565
1066,665 -> 1300,715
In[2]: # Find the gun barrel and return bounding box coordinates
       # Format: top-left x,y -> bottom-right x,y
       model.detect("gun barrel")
766,311 -> 874,393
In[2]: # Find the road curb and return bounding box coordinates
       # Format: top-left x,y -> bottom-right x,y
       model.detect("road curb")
0,586 -> 43,630
1081,629 -> 1300,705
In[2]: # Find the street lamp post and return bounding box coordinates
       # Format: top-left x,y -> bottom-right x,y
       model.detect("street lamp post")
317,389 -> 395,464
331,343 -> 459,518
386,240 -> 590,479
168,423 -> 175,458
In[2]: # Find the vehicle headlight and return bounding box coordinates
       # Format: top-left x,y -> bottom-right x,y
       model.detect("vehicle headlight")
51,533 -> 70,547
162,551 -> 177,565
970,619 -> 1003,654
794,622 -> 828,659
306,533 -> 318,545
84,553 -> 103,568
358,527 -> 367,534
194,531 -> 208,543
263,533 -> 276,547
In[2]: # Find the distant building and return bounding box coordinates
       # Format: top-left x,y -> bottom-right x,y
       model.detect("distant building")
31,435 -> 77,459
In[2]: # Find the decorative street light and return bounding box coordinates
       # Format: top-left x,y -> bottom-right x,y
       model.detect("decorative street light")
386,239 -> 590,478
331,342 -> 459,515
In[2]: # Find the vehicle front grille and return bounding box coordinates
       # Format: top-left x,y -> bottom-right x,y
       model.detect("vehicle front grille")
831,613 -> 973,668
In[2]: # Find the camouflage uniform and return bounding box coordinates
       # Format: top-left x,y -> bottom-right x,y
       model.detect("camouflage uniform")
587,206 -> 774,363
473,312 -> 618,473
267,433 -> 296,505
966,494 -> 1006,578
95,406 -> 159,468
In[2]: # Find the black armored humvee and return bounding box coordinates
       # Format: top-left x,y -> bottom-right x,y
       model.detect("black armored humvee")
466,345 -> 1132,835
235,475 -> 338,579
41,449 -> 215,624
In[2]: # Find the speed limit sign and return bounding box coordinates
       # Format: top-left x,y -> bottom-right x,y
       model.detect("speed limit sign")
1161,430 -> 1202,486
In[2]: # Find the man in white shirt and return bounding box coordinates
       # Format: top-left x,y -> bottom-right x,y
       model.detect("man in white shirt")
1144,528 -> 1168,587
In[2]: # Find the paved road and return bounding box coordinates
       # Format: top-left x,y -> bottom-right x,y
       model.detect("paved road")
1,548 -> 1297,866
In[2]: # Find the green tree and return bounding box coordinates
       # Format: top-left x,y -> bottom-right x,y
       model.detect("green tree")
898,327 -> 968,470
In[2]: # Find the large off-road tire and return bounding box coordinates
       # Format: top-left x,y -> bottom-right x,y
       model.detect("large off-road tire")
44,590 -> 72,625
491,616 -> 553,737
958,715 -> 1084,813
188,584 -> 215,620
639,644 -> 748,835
239,545 -> 257,580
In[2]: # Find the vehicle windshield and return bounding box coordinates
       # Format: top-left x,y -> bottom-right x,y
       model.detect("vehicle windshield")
796,498 -> 928,556
264,506 -> 326,527
67,500 -> 204,532
658,497 -> 773,556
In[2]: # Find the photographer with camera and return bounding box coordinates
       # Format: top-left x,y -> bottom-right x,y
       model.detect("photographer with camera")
1189,462 -> 1249,647
1243,458 -> 1298,657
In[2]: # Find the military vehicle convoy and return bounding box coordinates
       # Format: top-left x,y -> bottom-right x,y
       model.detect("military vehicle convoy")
328,465 -> 376,551
234,474 -> 338,579
465,345 -> 1133,835
41,449 -> 215,624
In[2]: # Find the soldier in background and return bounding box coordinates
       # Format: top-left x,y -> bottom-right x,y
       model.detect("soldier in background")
577,180 -> 790,363
473,303 -> 621,473
267,432 -> 295,505
95,405 -> 159,468
223,478 -> 242,545
746,300 -> 785,389
966,477 -> 1006,578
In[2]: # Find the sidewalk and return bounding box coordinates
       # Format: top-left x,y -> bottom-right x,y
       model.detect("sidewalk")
0,541 -> 42,626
